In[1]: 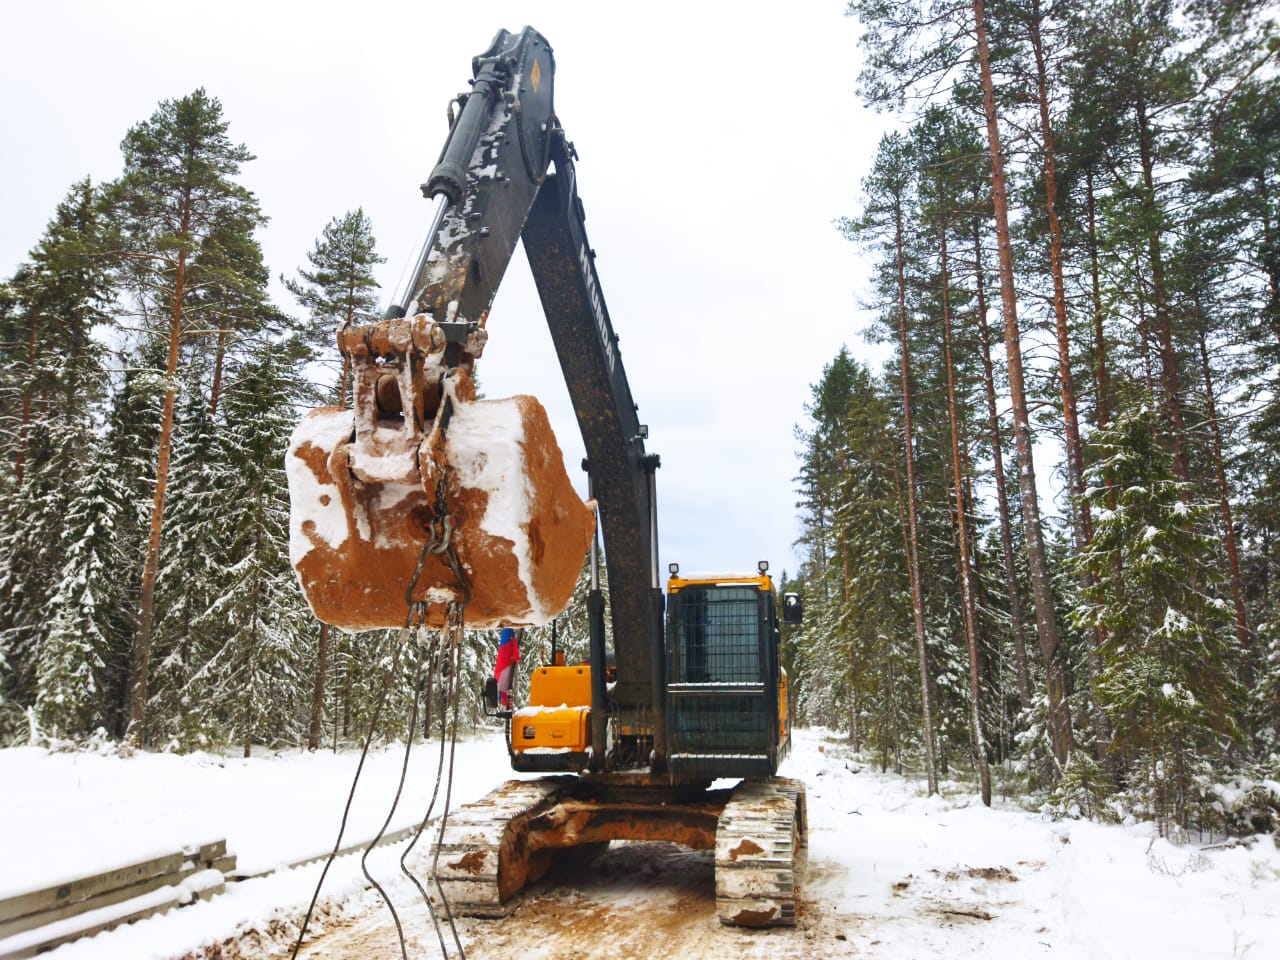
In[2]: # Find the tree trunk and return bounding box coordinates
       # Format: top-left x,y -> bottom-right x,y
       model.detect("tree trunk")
939,218 -> 992,805
128,242 -> 189,746
962,431 -> 1005,761
209,328 -> 227,417
892,455 -> 938,795
1081,175 -> 1119,753
1028,0 -> 1090,550
973,0 -> 1073,773
1027,9 -> 1106,731
1197,329 -> 1250,655
891,184 -> 939,796
972,218 -> 1031,711
1086,170 -> 1113,435
308,622 -> 331,750
1136,97 -> 1191,484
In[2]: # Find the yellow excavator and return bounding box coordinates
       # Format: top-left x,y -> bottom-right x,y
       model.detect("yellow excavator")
286,25 -> 806,926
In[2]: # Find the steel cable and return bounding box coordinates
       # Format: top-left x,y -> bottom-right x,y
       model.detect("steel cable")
289,629 -> 407,960
430,603 -> 469,958
400,626 -> 456,958
359,604 -> 430,960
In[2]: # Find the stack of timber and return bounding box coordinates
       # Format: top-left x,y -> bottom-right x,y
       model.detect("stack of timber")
0,839 -> 236,958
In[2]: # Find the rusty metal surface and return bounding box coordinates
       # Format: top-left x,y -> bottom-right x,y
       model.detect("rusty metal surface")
434,776 -> 809,927
523,797 -> 723,853
433,778 -> 737,919
432,779 -> 572,917
288,316 -> 592,631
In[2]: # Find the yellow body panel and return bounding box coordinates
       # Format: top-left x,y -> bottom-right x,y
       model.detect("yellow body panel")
779,667 -> 790,742
512,705 -> 590,751
512,664 -> 592,754
667,573 -> 773,595
528,664 -> 591,708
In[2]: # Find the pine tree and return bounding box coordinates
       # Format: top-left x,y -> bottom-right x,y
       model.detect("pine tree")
105,89 -> 265,744
916,105 -> 993,803
972,0 -> 1076,773
842,132 -> 940,793
283,208 -> 384,405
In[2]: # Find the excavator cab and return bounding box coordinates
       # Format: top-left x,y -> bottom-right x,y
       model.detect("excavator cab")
664,565 -> 792,780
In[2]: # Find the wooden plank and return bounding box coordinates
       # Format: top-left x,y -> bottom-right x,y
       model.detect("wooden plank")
0,851 -> 183,925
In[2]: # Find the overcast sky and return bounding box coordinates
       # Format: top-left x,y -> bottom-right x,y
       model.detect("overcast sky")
2,0 -> 894,580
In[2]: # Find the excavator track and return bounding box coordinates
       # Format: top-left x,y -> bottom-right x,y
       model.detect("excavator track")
714,776 -> 807,927
433,774 -> 806,927
431,778 -> 573,917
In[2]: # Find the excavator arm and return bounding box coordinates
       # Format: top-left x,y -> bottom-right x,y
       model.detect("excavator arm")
287,25 -> 666,767
523,148 -> 667,770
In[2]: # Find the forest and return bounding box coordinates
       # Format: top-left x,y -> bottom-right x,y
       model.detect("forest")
0,85 -> 603,762
785,0 -> 1280,837
1,0 -> 1278,843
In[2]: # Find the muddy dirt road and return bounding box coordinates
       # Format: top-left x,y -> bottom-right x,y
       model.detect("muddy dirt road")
282,729 -> 1277,960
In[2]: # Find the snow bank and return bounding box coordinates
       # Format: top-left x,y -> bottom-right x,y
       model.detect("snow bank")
0,732 -> 523,958
5,730 -> 1278,959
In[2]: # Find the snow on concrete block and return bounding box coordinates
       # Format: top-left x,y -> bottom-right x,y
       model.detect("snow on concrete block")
0,884 -> 182,959
177,869 -> 225,906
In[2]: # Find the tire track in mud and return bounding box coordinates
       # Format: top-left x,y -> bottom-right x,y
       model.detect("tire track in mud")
455,841 -> 862,960
293,840 -> 861,960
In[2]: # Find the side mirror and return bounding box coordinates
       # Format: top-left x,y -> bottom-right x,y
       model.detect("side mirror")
482,676 -> 499,713
781,592 -> 804,626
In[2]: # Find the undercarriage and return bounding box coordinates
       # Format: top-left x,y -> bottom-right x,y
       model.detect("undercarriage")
432,775 -> 807,927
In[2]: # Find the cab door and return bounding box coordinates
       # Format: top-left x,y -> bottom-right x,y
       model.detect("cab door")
665,584 -> 779,779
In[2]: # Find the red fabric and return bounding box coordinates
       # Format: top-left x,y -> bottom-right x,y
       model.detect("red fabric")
494,628 -> 520,706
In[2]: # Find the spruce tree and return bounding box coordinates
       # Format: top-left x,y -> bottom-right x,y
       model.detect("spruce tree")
209,349 -> 313,754
283,208 -> 383,747
0,178 -> 113,740
36,434 -> 126,738
1073,405 -> 1243,834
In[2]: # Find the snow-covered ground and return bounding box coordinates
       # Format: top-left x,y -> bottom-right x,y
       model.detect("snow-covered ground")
2,729 -> 1277,959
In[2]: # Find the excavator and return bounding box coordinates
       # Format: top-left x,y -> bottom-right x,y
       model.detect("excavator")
285,26 -> 807,927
